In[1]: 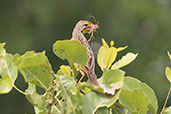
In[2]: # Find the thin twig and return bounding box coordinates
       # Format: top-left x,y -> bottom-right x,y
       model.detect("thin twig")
160,84 -> 171,114
13,84 -> 27,95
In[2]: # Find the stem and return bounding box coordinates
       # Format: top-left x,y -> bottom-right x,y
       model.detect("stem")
13,84 -> 26,95
160,84 -> 171,114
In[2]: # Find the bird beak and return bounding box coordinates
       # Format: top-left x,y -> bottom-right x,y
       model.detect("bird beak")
82,23 -> 99,34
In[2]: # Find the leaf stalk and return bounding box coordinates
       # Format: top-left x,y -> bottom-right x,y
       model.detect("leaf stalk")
160,84 -> 171,114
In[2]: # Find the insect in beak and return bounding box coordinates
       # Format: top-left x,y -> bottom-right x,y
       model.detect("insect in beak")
88,23 -> 99,42
87,16 -> 100,42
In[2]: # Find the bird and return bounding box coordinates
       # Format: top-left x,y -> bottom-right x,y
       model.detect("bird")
71,20 -> 99,86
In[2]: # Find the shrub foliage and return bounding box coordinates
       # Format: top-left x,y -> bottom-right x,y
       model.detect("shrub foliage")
0,39 -> 170,114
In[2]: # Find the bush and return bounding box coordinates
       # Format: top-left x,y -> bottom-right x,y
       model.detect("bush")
0,39 -> 170,114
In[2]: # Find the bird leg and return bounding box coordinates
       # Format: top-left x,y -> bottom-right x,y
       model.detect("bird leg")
77,69 -> 85,84
74,63 -> 88,85
74,63 -> 98,86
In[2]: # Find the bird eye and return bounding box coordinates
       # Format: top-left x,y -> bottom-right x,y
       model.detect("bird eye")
84,24 -> 88,26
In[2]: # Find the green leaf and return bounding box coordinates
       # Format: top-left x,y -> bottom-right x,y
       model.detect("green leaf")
0,43 -> 18,83
111,52 -> 138,69
59,75 -> 81,113
82,91 -> 120,114
77,82 -> 104,94
34,106 -> 48,114
0,54 -> 18,81
111,104 -> 129,114
0,43 -> 6,55
111,105 -> 128,114
95,107 -> 109,114
26,83 -> 49,113
119,89 -> 149,114
18,51 -> 53,90
18,51 -> 50,68
98,69 -> 125,95
25,83 -> 44,107
122,77 -> 158,114
59,75 -> 77,95
97,45 -> 117,71
25,83 -> 36,94
164,106 -> 171,114
0,75 -> 13,94
26,92 -> 44,108
165,67 -> 171,83
53,40 -> 88,68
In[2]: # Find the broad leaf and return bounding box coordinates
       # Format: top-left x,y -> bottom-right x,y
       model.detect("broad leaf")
111,105 -> 128,114
119,89 -> 149,114
26,83 -> 49,113
165,67 -> 171,83
0,43 -> 18,94
77,82 -> 104,94
97,39 -> 117,71
25,83 -> 43,107
82,91 -> 120,114
59,75 -> 81,113
18,51 -> 53,90
0,75 -> 13,94
98,69 -> 125,95
164,106 -> 171,114
122,77 -> 158,114
53,40 -> 88,68
0,43 -> 18,82
0,43 -> 6,55
34,106 -> 48,114
111,52 -> 138,69
59,75 -> 77,95
26,91 -> 44,108
95,107 -> 109,114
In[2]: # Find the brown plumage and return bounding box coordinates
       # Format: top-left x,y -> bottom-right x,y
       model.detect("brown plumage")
71,20 -> 99,86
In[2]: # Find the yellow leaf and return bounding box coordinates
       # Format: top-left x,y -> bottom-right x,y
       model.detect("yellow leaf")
102,38 -> 109,49
116,46 -> 128,52
167,51 -> 171,60
60,65 -> 72,76
103,47 -> 117,69
110,41 -> 114,47
97,45 -> 117,70
111,52 -> 138,69
165,67 -> 171,83
97,46 -> 107,70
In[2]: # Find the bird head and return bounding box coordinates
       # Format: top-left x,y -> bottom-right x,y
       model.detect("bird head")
74,20 -> 99,34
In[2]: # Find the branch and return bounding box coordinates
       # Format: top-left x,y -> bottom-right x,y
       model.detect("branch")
160,84 -> 171,114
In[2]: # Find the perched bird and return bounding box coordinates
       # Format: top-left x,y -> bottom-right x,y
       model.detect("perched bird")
71,20 -> 99,86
